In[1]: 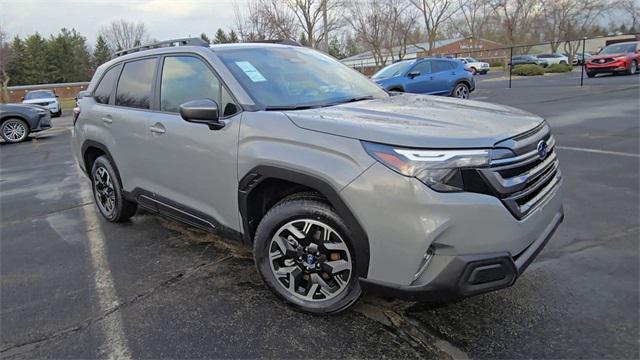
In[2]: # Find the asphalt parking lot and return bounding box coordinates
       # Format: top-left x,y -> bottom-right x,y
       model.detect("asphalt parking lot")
1,72 -> 638,359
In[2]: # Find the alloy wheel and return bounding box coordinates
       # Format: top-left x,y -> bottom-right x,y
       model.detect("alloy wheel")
94,167 -> 116,216
268,219 -> 352,302
454,84 -> 469,99
2,120 -> 27,142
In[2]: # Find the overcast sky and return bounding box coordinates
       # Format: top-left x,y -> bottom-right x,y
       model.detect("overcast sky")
1,0 -> 245,47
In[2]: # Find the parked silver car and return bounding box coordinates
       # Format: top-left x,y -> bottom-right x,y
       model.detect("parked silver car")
72,38 -> 564,314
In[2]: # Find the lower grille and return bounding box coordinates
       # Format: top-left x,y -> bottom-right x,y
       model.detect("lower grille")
480,125 -> 562,219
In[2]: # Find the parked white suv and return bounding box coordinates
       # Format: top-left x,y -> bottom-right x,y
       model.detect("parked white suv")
22,90 -> 62,117
457,57 -> 490,75
535,53 -> 569,65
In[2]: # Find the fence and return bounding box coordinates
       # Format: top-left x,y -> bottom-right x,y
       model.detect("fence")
3,82 -> 90,103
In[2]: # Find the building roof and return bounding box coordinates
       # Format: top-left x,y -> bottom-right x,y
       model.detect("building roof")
341,37 -> 464,65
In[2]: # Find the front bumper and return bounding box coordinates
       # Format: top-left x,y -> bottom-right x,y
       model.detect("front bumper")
360,208 -> 563,301
340,161 -> 563,298
587,60 -> 627,73
31,112 -> 52,132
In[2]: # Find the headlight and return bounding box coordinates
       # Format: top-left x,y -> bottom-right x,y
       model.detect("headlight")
362,141 -> 499,192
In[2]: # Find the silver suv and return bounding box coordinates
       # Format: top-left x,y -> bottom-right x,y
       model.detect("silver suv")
72,38 -> 564,314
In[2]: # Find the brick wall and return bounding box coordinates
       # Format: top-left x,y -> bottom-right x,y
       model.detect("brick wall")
3,82 -> 90,103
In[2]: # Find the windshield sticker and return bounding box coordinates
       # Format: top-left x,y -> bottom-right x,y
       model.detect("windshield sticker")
235,61 -> 267,82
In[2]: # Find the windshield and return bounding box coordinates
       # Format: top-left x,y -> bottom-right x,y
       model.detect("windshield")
372,61 -> 412,79
466,57 -> 478,62
25,91 -> 55,100
217,46 -> 387,108
600,43 -> 637,54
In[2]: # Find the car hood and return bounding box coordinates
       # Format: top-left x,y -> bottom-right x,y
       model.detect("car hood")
283,94 -> 544,148
23,98 -> 56,104
590,53 -> 627,60
0,103 -> 47,112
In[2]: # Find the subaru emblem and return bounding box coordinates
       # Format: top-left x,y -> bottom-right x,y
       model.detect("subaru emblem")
537,140 -> 548,159
306,254 -> 315,265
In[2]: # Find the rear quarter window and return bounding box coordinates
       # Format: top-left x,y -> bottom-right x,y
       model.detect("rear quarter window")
93,66 -> 120,104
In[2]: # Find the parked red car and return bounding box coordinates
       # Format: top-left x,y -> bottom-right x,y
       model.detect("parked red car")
586,41 -> 639,77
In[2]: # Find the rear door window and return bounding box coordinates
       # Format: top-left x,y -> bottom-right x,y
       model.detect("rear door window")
94,66 -> 120,104
433,60 -> 453,73
115,58 -> 157,109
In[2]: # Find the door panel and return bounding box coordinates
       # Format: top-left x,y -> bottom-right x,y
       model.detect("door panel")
142,55 -> 242,232
404,61 -> 436,94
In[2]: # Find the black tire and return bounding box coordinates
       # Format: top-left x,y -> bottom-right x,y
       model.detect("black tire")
54,110 -> 62,117
559,60 -> 567,65
90,155 -> 137,222
628,60 -> 637,75
1,118 -> 30,143
587,71 -> 596,78
254,196 -> 362,314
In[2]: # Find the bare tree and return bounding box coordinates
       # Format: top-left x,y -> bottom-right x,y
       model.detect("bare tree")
234,0 -> 297,41
0,26 -> 12,102
285,0 -> 342,48
618,0 -> 640,30
347,0 -> 392,67
489,0 -> 543,46
385,0 -> 420,61
411,0 -> 460,54
458,0 -> 491,38
98,20 -> 150,52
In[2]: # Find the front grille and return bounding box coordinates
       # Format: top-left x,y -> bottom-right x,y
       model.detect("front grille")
591,58 -> 613,64
479,124 -> 562,219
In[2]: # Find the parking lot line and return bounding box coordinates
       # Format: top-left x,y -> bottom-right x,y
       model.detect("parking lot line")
556,146 -> 640,158
78,169 -> 132,359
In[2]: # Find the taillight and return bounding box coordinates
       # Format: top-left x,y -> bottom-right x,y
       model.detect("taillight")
73,106 -> 80,125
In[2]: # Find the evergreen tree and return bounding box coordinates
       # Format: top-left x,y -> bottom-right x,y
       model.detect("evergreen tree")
327,36 -> 344,59
227,30 -> 239,43
93,35 -> 111,69
6,36 -> 25,85
46,28 -> 91,83
22,33 -> 49,84
213,28 -> 229,44
200,32 -> 211,44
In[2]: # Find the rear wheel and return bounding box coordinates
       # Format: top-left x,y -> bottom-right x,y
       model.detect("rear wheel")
254,196 -> 361,314
90,156 -> 137,222
452,83 -> 470,99
1,118 -> 29,143
470,67 -> 477,75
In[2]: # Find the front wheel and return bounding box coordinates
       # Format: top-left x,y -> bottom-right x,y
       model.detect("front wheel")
587,71 -> 596,78
254,196 -> 361,314
1,118 -> 30,143
90,156 -> 137,222
452,83 -> 470,99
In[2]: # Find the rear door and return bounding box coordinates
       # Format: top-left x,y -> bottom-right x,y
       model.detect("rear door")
141,54 -> 242,232
430,60 -> 455,95
105,57 -> 158,193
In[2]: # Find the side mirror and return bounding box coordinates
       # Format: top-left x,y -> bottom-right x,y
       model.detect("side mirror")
407,70 -> 420,79
179,99 -> 224,130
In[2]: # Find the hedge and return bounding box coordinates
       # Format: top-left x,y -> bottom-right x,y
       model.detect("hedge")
545,63 -> 573,73
512,64 -> 545,76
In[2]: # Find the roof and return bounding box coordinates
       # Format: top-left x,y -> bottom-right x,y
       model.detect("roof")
341,38 -> 464,64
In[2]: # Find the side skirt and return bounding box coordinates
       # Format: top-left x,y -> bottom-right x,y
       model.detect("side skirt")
123,188 -> 243,243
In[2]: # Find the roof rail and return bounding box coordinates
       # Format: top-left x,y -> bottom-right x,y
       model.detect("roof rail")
244,39 -> 302,47
114,37 -> 209,57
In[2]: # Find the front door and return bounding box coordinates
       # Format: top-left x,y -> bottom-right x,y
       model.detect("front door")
143,55 -> 242,232
404,60 -> 437,94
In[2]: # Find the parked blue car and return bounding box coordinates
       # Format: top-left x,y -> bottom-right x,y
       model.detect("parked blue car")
372,58 -> 475,99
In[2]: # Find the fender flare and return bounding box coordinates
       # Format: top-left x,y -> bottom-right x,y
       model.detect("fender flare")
80,140 -> 123,184
238,165 -> 371,278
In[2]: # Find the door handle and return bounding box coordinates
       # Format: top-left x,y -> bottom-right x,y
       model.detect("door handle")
101,116 -> 112,124
149,123 -> 166,134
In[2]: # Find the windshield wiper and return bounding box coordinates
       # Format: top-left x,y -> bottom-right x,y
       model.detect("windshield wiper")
264,105 -> 321,111
328,95 -> 375,106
